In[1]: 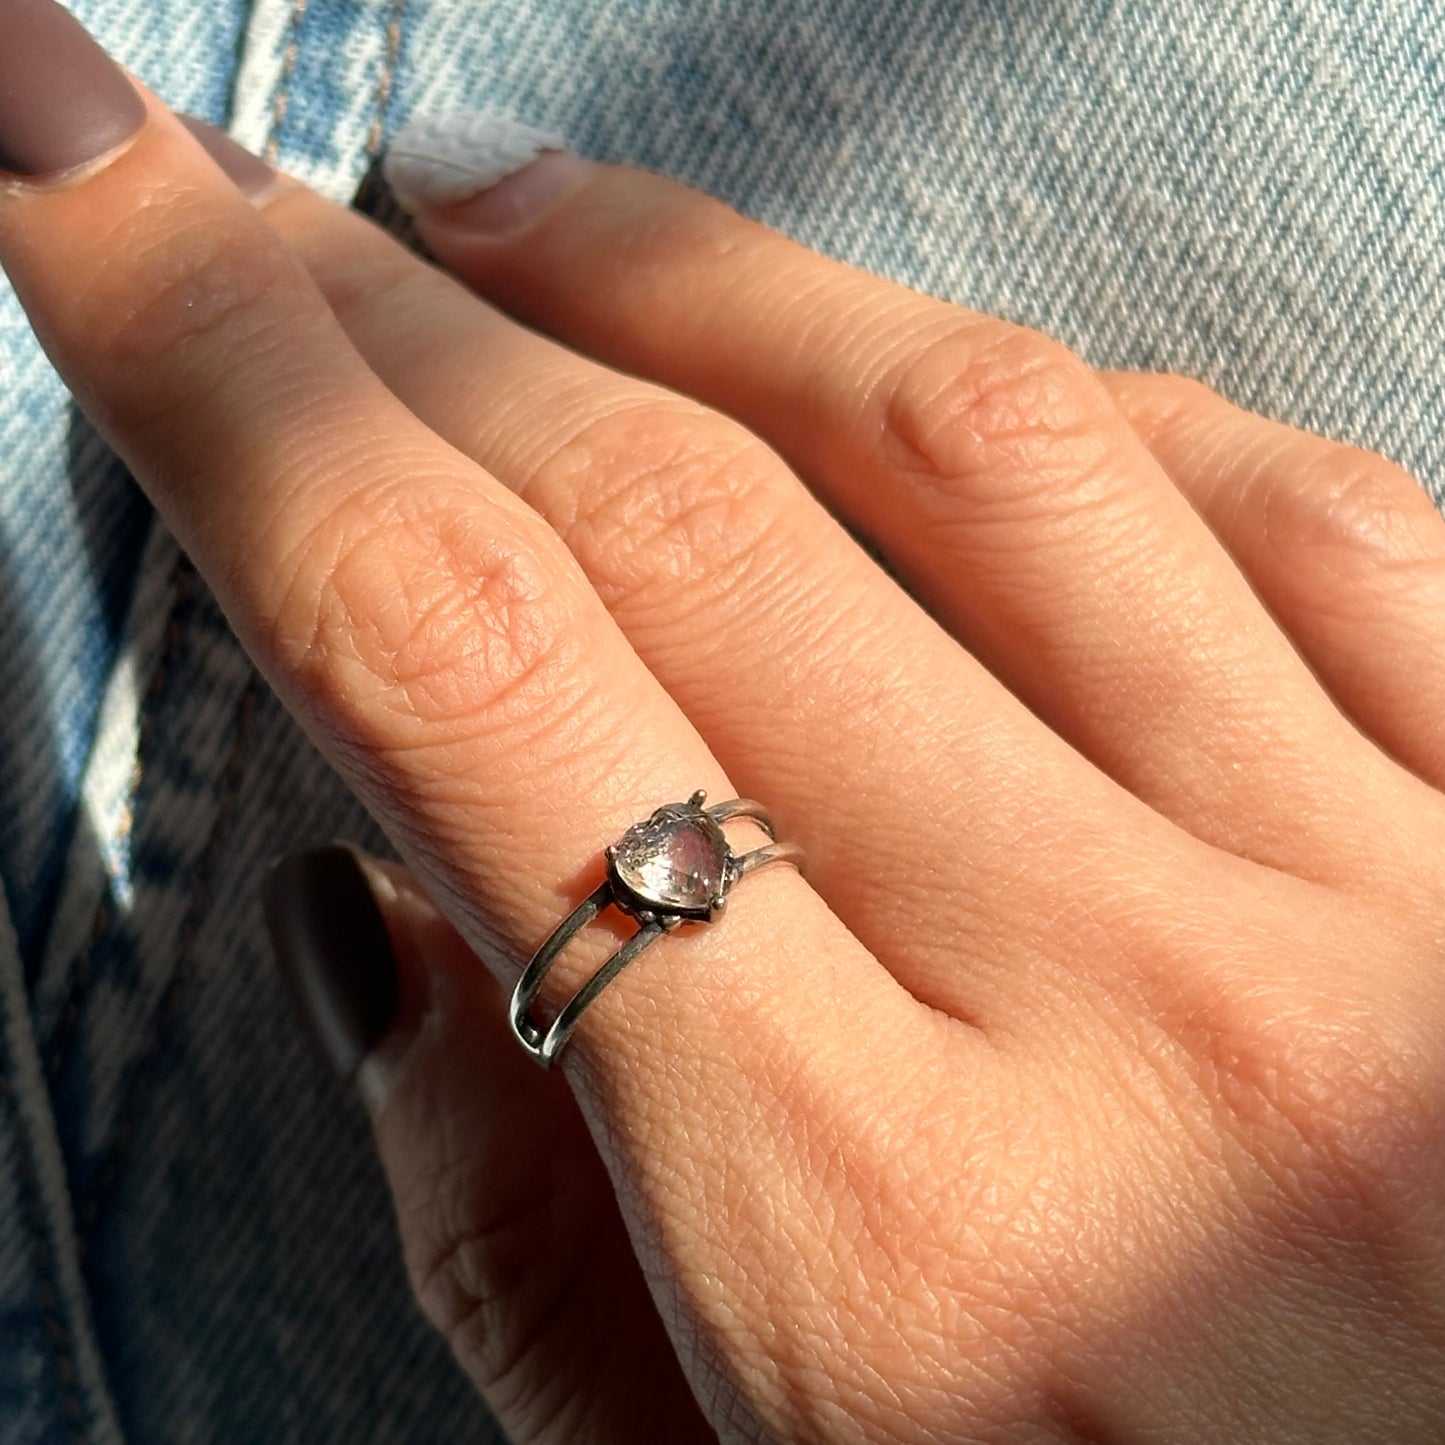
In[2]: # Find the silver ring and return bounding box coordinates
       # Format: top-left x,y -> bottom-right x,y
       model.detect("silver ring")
509,790 -> 803,1066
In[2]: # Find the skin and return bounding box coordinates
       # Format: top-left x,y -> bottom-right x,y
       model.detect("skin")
6,91 -> 1445,1442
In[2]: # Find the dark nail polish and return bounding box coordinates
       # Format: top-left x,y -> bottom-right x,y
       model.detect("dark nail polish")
178,115 -> 277,201
262,845 -> 400,1079
0,0 -> 146,178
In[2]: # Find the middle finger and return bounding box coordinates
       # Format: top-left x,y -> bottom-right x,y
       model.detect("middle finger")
398,140 -> 1434,894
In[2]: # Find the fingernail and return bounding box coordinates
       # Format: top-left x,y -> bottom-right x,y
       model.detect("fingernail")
382,110 -> 593,236
0,0 -> 146,180
262,845 -> 400,1080
178,115 -> 278,203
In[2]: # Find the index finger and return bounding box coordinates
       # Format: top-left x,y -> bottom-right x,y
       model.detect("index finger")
0,0 -> 945,1349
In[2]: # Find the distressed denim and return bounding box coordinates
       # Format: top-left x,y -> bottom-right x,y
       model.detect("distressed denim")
2,0 -> 1443,1440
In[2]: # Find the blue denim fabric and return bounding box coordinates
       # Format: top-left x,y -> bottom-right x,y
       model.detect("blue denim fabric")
2,0 -> 1444,1441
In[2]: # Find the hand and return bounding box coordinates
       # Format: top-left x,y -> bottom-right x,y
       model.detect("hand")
5,16 -> 1445,1440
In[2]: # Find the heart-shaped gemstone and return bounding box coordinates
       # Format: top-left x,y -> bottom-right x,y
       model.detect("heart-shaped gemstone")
609,806 -> 730,915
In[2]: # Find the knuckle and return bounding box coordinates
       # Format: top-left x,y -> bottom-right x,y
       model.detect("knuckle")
276,480 -> 585,744
876,322 -> 1124,519
78,192 -> 321,431
526,401 -> 784,606
1262,441 -> 1443,565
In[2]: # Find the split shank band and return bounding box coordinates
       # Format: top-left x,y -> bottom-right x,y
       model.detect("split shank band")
509,791 -> 804,1066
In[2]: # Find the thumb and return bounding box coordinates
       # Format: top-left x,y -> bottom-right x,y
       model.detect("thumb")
261,845 -> 711,1444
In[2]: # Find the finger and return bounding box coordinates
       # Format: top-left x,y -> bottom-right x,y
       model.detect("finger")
1102,371 -> 1445,792
262,846 -> 712,1444
0,28 -> 941,1432
177,119 -> 1208,1035
386,117 -> 1433,889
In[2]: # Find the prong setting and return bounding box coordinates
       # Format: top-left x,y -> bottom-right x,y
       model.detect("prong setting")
510,793 -> 803,1066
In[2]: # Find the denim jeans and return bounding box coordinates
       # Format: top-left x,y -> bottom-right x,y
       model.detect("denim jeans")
2,1 -> 1442,1440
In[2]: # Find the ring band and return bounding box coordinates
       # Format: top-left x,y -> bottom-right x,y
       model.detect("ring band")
509,790 -> 803,1066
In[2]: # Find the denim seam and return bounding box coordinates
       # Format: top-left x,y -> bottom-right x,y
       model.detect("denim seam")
0,894 -> 124,1444
42,556 -> 196,1096
75,673 -> 261,1232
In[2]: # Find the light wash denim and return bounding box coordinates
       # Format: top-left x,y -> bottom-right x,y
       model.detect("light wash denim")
2,0 -> 1443,1440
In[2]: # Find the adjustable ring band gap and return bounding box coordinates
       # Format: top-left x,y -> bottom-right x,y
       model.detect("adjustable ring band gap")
509,791 -> 803,1066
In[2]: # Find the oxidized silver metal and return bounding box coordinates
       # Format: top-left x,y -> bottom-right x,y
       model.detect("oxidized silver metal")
509,790 -> 802,1066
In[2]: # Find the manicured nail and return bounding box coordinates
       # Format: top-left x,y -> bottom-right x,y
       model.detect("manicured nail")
382,110 -> 594,236
0,0 -> 146,179
262,845 -> 400,1080
178,115 -> 277,202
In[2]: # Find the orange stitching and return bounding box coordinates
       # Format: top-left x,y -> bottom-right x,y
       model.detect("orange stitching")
265,0 -> 311,165
368,0 -> 407,158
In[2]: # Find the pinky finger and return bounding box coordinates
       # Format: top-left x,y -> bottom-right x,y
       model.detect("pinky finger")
1104,372 -> 1445,791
